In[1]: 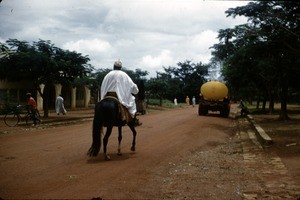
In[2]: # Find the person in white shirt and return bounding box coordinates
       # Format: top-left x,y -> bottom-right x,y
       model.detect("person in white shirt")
192,96 -> 196,107
174,98 -> 177,105
55,94 -> 67,115
101,59 -> 142,126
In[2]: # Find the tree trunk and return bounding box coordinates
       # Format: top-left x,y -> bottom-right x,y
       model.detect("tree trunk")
256,95 -> 260,109
269,97 -> 274,113
159,97 -> 163,107
268,89 -> 275,113
279,99 -> 289,120
43,99 -> 49,118
262,99 -> 266,111
37,83 -> 49,118
278,73 -> 290,120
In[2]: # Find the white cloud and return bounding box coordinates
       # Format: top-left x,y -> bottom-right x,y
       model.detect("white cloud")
189,30 -> 219,63
0,0 -> 250,77
62,39 -> 116,69
140,50 -> 174,76
63,39 -> 112,53
191,30 -> 218,49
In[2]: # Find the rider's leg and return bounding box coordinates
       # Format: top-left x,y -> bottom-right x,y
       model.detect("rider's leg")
132,115 -> 142,126
31,109 -> 37,125
128,104 -> 142,126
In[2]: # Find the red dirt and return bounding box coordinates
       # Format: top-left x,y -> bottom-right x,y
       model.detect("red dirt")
0,105 -> 299,199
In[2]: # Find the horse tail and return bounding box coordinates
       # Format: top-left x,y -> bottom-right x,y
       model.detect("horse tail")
87,103 -> 103,157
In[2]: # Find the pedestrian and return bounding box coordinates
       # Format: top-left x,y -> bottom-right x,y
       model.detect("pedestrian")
239,99 -> 249,116
55,94 -> 67,115
185,96 -> 190,105
101,59 -> 142,126
192,96 -> 196,107
174,98 -> 178,106
26,92 -> 38,126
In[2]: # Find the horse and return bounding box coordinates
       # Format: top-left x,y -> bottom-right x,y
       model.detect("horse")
87,97 -> 137,160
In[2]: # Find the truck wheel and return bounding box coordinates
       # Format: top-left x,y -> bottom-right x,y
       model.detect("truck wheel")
221,107 -> 230,118
203,105 -> 208,115
198,104 -> 202,115
198,104 -> 206,115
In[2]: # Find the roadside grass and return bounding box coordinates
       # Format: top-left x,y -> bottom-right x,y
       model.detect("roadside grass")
244,102 -> 300,115
146,98 -> 188,110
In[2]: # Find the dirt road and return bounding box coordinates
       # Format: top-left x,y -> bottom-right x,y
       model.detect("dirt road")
0,106 -> 299,199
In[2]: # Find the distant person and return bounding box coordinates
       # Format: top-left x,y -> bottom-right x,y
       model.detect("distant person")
56,94 -> 67,115
239,99 -> 249,116
174,98 -> 178,106
199,93 -> 204,100
26,92 -> 38,126
223,96 -> 230,103
192,96 -> 196,107
185,96 -> 190,105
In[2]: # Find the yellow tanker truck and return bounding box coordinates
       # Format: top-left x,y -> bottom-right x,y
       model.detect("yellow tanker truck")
198,80 -> 230,117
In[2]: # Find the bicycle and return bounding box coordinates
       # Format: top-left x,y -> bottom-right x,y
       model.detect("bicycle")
4,105 -> 41,127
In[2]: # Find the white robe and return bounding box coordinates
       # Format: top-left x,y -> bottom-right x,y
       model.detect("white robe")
101,70 -> 139,117
55,96 -> 67,114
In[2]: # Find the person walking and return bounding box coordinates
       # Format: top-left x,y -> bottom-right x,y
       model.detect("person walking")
192,96 -> 196,107
101,59 -> 142,126
239,99 -> 249,116
174,98 -> 178,106
185,96 -> 190,105
55,94 -> 67,115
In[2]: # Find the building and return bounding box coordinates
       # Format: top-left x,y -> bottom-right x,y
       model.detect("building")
0,80 -> 91,111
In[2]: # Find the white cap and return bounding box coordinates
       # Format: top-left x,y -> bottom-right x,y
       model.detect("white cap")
114,59 -> 122,68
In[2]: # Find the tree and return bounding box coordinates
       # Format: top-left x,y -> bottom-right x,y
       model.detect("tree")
0,39 -> 94,117
146,76 -> 168,106
124,68 -> 149,83
163,60 -> 208,102
212,1 -> 300,120
212,25 -> 277,108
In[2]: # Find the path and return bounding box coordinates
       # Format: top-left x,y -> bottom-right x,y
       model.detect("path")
0,105 -> 299,199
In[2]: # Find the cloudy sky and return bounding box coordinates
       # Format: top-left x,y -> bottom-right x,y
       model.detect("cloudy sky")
0,0 -> 249,77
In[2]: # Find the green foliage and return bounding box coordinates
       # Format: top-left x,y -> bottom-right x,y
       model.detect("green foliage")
0,39 -> 94,85
146,78 -> 168,98
147,60 -> 208,103
124,68 -> 149,83
0,39 -> 94,117
211,1 -> 300,118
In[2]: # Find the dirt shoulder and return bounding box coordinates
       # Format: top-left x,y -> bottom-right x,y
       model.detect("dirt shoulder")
245,105 -> 300,186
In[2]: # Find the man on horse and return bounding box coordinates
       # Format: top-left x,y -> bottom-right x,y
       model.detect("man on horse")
100,59 -> 142,126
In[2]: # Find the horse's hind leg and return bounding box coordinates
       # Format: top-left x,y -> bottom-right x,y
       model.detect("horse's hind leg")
103,126 -> 113,160
128,125 -> 137,152
117,126 -> 122,156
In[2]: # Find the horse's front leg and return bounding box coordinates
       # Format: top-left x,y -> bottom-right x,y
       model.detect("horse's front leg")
117,126 -> 122,156
128,125 -> 137,152
103,126 -> 113,160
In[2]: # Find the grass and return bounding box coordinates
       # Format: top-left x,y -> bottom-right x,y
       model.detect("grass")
245,102 -> 300,115
146,98 -> 188,109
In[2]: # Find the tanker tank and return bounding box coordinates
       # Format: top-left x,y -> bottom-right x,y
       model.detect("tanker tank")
198,81 -> 230,117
